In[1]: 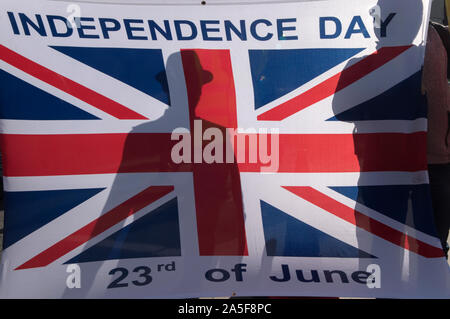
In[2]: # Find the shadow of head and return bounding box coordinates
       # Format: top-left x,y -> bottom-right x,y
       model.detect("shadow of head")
140,50 -> 213,125
332,0 -> 425,125
371,0 -> 424,48
178,50 -> 213,111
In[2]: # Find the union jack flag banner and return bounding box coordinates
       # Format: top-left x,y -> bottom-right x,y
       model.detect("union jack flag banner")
0,0 -> 449,298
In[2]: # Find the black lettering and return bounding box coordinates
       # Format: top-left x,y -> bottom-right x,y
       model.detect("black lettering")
224,20 -> 247,41
380,13 -> 396,37
270,264 -> 291,282
19,13 -> 47,36
205,268 -> 230,282
296,270 -> 320,283
148,20 -> 173,40
47,15 -> 72,37
7,12 -> 20,35
99,18 -> 121,39
324,270 -> 349,283
351,271 -> 370,284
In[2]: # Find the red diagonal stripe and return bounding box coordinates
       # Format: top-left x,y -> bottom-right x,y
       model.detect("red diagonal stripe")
283,186 -> 444,258
0,45 -> 147,120
257,46 -> 412,121
15,185 -> 174,270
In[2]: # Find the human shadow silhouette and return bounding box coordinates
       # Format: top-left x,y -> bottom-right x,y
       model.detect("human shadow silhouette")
180,50 -> 247,258
331,0 -> 430,287
61,52 -> 180,297
63,50 -> 247,297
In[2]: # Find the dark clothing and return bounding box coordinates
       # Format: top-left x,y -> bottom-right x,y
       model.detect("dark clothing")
428,163 -> 450,258
430,0 -> 447,25
423,24 -> 450,164
431,22 -> 450,79
425,23 -> 450,259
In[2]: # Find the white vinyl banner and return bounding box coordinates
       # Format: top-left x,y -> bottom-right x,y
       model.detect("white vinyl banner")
0,0 -> 449,298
